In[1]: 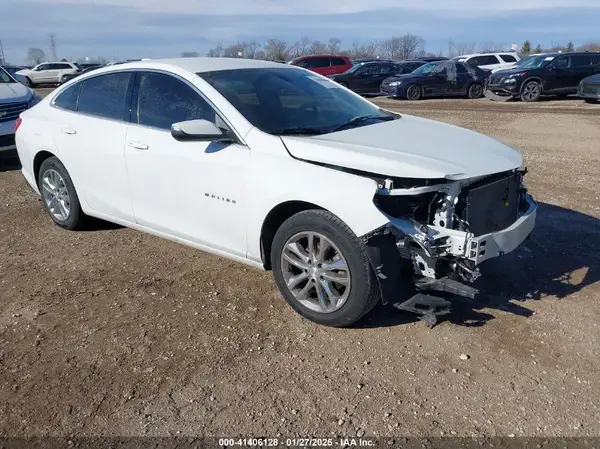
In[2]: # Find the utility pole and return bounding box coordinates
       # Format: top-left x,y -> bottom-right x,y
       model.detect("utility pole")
49,33 -> 58,61
0,40 -> 5,65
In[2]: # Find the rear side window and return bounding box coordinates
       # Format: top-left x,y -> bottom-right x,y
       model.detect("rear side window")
472,55 -> 500,66
500,54 -> 518,63
78,72 -> 132,121
294,59 -> 310,69
135,72 -> 216,130
53,83 -> 80,111
571,55 -> 591,67
57,63 -> 72,69
330,58 -> 347,66
310,58 -> 330,68
591,55 -> 600,65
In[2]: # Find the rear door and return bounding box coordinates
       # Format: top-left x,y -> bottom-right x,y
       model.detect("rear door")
51,71 -> 135,221
569,55 -> 593,89
330,57 -> 349,75
450,63 -> 474,95
369,63 -> 396,93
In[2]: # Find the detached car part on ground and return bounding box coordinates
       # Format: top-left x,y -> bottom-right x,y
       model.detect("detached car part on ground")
16,58 -> 537,328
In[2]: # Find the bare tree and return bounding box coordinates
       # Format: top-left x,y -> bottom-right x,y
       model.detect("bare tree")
243,40 -> 261,59
181,51 -> 199,57
347,41 -> 381,59
397,33 -> 424,59
577,41 -> 600,52
27,47 -> 46,65
479,42 -> 501,53
309,40 -> 328,55
206,43 -> 224,57
263,39 -> 289,61
291,36 -> 313,57
447,39 -> 476,57
223,42 -> 246,58
328,38 -> 342,54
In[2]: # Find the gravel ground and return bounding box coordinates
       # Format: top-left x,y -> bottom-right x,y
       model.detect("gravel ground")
0,91 -> 599,439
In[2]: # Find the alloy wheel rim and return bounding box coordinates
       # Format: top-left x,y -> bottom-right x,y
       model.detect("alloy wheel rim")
281,231 -> 351,314
524,83 -> 539,100
41,169 -> 71,222
471,85 -> 482,97
407,86 -> 420,100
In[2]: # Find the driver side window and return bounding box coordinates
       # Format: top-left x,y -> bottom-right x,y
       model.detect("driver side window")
136,72 -> 217,131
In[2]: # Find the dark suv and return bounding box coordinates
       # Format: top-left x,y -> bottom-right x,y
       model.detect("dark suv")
485,52 -> 600,102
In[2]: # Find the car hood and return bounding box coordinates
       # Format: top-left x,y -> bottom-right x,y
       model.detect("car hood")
492,67 -> 534,77
0,82 -> 32,103
280,114 -> 522,180
582,73 -> 600,83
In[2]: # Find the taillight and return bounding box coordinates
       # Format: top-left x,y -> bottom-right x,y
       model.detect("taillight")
14,117 -> 22,133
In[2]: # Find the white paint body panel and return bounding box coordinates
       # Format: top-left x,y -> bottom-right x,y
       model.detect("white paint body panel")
15,57 -> 528,269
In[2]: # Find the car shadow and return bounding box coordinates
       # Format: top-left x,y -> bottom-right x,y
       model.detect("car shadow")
356,202 -> 600,329
0,149 -> 22,172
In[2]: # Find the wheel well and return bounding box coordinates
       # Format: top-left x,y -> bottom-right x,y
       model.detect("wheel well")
260,201 -> 325,270
33,151 -> 55,187
520,77 -> 544,94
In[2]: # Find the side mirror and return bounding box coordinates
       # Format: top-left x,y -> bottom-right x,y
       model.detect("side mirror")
171,119 -> 233,142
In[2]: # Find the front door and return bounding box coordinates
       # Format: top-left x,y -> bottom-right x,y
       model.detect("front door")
425,63 -> 450,96
124,71 -> 249,258
544,55 -> 571,92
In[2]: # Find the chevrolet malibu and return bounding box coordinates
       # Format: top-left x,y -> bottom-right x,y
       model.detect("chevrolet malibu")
15,58 -> 538,327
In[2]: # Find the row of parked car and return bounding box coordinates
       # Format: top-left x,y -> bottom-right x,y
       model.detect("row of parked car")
288,51 -> 600,103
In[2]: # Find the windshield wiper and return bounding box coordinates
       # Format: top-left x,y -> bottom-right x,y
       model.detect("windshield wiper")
329,114 -> 396,133
272,127 -> 329,136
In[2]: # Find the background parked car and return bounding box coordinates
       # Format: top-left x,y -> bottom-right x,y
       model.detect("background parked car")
381,60 -> 490,100
578,73 -> 600,104
452,52 -> 521,72
60,65 -> 103,83
288,54 -> 352,76
16,61 -> 80,87
413,56 -> 449,62
329,60 -> 425,94
1,66 -> 28,85
485,52 -> 600,102
0,66 -> 41,152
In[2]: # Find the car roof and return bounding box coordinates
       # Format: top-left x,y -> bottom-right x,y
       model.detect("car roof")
102,57 -> 292,74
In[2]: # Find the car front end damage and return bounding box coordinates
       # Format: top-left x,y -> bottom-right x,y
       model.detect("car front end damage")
361,168 -> 537,326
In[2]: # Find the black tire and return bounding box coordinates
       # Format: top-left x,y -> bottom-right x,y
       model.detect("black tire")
270,210 -> 380,327
25,77 -> 35,88
37,156 -> 87,230
584,98 -> 598,104
338,81 -> 349,89
521,81 -> 541,102
467,83 -> 484,99
406,84 -> 423,101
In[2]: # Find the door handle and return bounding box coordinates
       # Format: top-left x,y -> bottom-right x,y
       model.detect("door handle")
128,141 -> 149,150
61,127 -> 76,135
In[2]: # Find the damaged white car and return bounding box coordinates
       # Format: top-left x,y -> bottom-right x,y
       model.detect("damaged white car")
15,58 -> 537,327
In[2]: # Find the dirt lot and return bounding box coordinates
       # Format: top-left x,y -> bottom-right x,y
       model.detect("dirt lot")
1,90 -> 599,439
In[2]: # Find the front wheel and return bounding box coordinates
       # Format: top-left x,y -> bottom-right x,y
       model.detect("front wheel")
271,210 -> 380,327
25,77 -> 35,88
584,98 -> 598,104
406,84 -> 423,101
521,81 -> 541,102
467,83 -> 484,99
38,157 -> 87,230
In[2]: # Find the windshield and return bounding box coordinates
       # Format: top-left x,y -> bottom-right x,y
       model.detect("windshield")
411,62 -> 439,75
515,55 -> 553,69
0,67 -> 17,84
198,67 -> 396,135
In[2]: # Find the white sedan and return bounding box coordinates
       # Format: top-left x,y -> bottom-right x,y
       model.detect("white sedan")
15,58 -> 537,327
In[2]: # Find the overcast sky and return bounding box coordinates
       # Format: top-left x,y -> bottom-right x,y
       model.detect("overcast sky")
1,0 -> 599,63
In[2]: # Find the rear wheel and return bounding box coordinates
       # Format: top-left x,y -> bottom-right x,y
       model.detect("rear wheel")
521,81 -> 541,102
406,84 -> 422,101
467,83 -> 484,99
271,210 -> 380,327
38,157 -> 87,230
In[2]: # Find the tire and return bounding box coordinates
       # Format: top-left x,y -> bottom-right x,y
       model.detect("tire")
406,84 -> 422,101
37,156 -> 87,230
25,77 -> 35,88
338,81 -> 349,88
584,98 -> 598,104
270,210 -> 380,327
467,83 -> 484,99
521,81 -> 541,102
